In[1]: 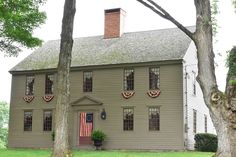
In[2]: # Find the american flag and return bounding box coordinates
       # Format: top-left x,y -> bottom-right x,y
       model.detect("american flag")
79,112 -> 93,137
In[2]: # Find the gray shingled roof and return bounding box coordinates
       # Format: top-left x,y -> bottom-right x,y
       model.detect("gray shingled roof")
10,27 -> 194,72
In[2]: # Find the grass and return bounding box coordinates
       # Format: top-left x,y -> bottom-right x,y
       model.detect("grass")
0,149 -> 214,157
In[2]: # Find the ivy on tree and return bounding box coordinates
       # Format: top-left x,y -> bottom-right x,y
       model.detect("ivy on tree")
0,0 -> 46,56
227,47 -> 236,80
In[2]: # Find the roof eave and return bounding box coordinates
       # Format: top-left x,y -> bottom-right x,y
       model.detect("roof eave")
9,59 -> 184,75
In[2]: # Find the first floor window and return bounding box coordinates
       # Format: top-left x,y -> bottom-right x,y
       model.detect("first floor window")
43,110 -> 52,131
26,75 -> 35,95
149,107 -> 160,131
204,115 -> 207,133
24,111 -> 32,131
123,108 -> 134,131
193,109 -> 197,134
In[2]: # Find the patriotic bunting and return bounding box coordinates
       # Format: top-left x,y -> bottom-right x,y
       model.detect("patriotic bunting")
23,95 -> 34,103
147,90 -> 161,98
42,95 -> 54,102
121,91 -> 135,99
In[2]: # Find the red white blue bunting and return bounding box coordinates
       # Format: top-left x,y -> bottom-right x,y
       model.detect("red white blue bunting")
121,91 -> 135,99
147,90 -> 161,98
42,95 -> 54,102
23,95 -> 34,103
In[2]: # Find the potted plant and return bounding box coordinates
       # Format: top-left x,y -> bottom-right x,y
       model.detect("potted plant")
91,130 -> 106,150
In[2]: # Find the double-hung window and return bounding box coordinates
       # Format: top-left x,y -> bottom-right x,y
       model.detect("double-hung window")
193,109 -> 197,133
83,71 -> 93,92
204,115 -> 207,133
123,108 -> 134,131
149,67 -> 160,90
45,74 -> 54,94
43,110 -> 52,131
24,111 -> 33,131
124,69 -> 134,91
148,107 -> 160,131
192,72 -> 196,95
26,75 -> 35,95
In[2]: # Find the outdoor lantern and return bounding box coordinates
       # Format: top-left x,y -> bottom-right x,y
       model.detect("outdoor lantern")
101,108 -> 106,120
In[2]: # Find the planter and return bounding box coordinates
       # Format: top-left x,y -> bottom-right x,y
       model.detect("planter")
94,139 -> 102,147
91,130 -> 106,150
94,140 -> 102,150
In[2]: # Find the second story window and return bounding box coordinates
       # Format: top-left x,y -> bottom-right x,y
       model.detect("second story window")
26,75 -> 35,95
83,71 -> 92,92
124,69 -> 134,91
45,74 -> 54,94
149,67 -> 160,90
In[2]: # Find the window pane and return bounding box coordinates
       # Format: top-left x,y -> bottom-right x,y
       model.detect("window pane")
204,115 -> 207,133
83,71 -> 92,92
149,107 -> 160,131
24,111 -> 32,131
149,68 -> 160,90
45,74 -> 54,94
124,69 -> 134,91
43,111 -> 52,131
123,108 -> 134,131
192,72 -> 196,95
193,110 -> 197,133
26,76 -> 35,95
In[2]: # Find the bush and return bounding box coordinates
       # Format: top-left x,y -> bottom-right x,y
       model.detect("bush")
0,128 -> 8,148
194,133 -> 217,152
91,130 -> 106,141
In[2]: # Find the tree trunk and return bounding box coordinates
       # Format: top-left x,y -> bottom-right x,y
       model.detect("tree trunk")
136,0 -> 236,156
52,0 -> 76,157
209,92 -> 236,157
194,1 -> 236,156
210,105 -> 231,157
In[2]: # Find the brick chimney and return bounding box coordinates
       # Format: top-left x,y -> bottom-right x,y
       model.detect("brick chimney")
104,8 -> 126,39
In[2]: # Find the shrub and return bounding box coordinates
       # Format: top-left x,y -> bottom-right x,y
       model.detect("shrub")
194,133 -> 217,152
91,130 -> 106,141
0,128 -> 8,148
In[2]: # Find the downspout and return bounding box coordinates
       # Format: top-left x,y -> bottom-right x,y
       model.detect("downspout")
184,65 -> 189,150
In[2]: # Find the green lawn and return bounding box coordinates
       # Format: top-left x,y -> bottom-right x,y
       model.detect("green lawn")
0,149 -> 214,157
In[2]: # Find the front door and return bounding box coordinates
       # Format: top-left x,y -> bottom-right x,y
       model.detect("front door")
79,112 -> 93,145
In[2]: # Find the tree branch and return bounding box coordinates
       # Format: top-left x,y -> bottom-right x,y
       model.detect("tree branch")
0,40 -> 21,56
136,0 -> 195,41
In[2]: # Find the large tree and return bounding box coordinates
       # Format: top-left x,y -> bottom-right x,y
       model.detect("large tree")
136,0 -> 236,157
51,0 -> 76,156
0,0 -> 46,56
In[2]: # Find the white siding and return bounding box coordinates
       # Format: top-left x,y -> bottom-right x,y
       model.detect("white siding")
183,42 -> 216,150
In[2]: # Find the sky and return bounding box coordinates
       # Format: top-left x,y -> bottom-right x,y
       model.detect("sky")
0,0 -> 236,103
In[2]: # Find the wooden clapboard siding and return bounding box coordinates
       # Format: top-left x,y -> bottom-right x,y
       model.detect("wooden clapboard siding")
8,62 -> 184,150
